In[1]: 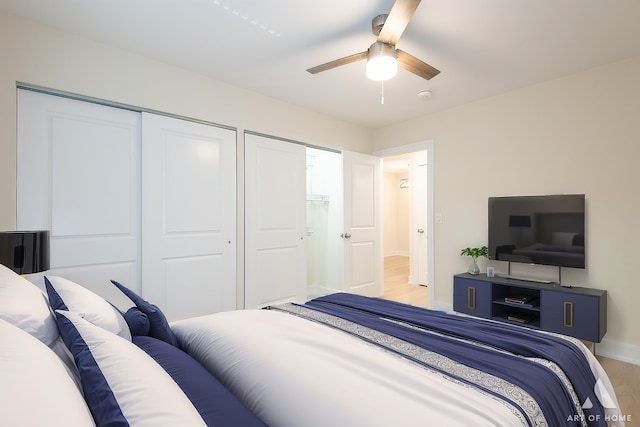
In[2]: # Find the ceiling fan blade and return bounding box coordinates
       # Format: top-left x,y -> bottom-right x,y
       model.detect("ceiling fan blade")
307,51 -> 368,74
397,49 -> 440,80
377,0 -> 421,46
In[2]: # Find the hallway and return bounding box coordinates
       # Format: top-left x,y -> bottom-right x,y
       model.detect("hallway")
383,255 -> 428,307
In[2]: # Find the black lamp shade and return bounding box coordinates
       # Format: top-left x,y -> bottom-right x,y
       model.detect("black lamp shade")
0,231 -> 50,274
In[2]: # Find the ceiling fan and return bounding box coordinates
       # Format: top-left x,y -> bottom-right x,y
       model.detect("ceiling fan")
306,0 -> 440,82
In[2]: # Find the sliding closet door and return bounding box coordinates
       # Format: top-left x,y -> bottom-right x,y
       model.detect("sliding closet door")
244,134 -> 306,308
17,90 -> 141,304
141,113 -> 236,320
342,151 -> 383,297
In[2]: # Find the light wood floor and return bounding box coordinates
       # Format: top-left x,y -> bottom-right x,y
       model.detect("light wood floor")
382,255 -> 428,307
382,255 -> 639,423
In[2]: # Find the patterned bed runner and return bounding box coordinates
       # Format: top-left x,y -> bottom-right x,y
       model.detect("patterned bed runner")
269,293 -> 605,427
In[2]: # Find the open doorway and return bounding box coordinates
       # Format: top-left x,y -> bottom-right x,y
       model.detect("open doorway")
305,147 -> 343,299
377,141 -> 434,308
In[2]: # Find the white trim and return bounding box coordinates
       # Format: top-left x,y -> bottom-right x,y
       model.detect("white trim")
433,301 -> 454,313
18,83 -> 236,132
375,140 -> 436,309
307,284 -> 338,299
596,338 -> 640,366
384,251 -> 410,257
373,141 -> 431,158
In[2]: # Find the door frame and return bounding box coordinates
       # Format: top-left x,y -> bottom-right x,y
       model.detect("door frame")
374,140 -> 435,309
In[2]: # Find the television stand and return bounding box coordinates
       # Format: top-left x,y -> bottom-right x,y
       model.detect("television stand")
453,273 -> 607,342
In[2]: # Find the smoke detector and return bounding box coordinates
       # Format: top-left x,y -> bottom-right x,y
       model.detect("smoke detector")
417,89 -> 432,100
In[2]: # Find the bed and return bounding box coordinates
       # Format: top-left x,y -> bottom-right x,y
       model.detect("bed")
0,263 -> 625,427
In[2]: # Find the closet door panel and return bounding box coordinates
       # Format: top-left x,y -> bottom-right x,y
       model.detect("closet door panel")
244,134 -> 307,308
17,89 -> 140,302
163,134 -> 222,233
141,113 -> 236,320
51,118 -> 134,236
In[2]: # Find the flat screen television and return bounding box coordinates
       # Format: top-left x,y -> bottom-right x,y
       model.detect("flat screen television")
488,194 -> 585,269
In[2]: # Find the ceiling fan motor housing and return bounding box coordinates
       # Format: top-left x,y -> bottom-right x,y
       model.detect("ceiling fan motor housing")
368,41 -> 397,59
372,14 -> 389,36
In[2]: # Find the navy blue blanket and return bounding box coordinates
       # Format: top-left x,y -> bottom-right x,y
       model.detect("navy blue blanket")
294,293 -> 604,426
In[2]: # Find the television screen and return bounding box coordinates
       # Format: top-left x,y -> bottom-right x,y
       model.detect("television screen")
488,194 -> 585,269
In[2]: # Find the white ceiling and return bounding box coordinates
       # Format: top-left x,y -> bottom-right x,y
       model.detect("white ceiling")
2,0 -> 639,129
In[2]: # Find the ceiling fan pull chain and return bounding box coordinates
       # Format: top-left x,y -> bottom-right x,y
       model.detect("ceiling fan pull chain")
381,80 -> 385,105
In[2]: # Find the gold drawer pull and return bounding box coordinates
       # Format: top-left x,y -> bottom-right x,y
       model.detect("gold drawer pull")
468,287 -> 476,310
564,301 -> 574,328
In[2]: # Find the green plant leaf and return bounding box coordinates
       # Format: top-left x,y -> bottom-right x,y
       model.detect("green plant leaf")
460,245 -> 488,259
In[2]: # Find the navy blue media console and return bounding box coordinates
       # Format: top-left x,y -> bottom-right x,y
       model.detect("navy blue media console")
453,273 -> 607,342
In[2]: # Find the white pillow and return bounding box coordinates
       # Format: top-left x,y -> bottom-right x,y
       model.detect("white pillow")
0,263 -> 59,346
45,275 -> 131,341
0,262 -> 17,277
551,232 -> 577,246
55,310 -> 208,427
0,318 -> 96,427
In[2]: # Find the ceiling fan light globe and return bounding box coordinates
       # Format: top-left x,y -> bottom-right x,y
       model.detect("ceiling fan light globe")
366,42 -> 398,81
366,56 -> 398,81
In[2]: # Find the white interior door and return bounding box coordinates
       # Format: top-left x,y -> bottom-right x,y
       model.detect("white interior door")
342,151 -> 382,297
244,134 -> 306,308
141,113 -> 236,320
410,151 -> 428,285
17,89 -> 141,306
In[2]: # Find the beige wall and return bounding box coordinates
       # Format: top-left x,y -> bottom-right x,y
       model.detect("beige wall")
383,171 -> 410,256
374,56 -> 640,352
0,12 -> 372,230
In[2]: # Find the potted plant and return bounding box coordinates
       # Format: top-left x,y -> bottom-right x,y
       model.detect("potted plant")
460,246 -> 488,275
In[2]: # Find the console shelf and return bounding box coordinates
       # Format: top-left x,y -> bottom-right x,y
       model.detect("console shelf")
453,273 -> 607,342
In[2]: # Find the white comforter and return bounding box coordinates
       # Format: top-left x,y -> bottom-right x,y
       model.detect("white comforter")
172,309 -> 529,427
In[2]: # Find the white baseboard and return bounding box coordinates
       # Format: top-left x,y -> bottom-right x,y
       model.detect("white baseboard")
307,284 -> 339,299
384,251 -> 409,258
596,338 -> 640,366
431,301 -> 454,313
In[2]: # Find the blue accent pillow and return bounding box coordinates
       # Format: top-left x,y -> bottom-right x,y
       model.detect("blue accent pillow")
110,280 -> 178,347
123,307 -> 150,336
133,336 -> 267,427
54,310 -> 207,427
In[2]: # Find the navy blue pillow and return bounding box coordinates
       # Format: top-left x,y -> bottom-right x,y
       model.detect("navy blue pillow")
123,307 -> 150,336
111,280 -> 178,347
132,336 -> 267,427
54,311 -> 209,427
54,311 -> 128,426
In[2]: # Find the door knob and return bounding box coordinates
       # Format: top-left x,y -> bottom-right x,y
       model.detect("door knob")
417,228 -> 424,234
341,233 -> 352,239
